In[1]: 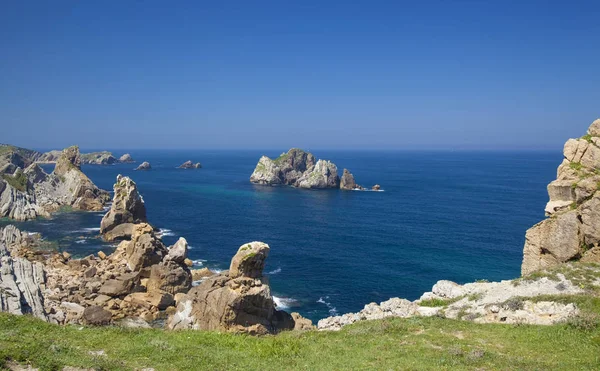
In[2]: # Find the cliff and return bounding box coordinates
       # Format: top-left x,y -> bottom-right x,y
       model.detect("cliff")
521,119 -> 600,275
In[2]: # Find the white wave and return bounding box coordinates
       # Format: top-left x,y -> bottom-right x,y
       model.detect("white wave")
273,296 -> 299,310
191,259 -> 204,267
267,267 -> 282,275
75,239 -> 87,244
157,228 -> 174,237
210,268 -> 223,274
317,297 -> 338,316
188,245 -> 195,250
73,227 -> 100,233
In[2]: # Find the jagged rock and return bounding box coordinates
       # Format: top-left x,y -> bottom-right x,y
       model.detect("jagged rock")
168,242 -> 297,334
178,161 -> 202,169
318,298 -> 418,331
124,292 -> 174,310
0,226 -> 47,320
372,184 -> 381,191
522,118 -> 600,274
37,150 -> 62,163
82,305 -> 112,325
250,156 -> 283,185
340,169 -> 357,190
118,154 -> 135,163
100,175 -> 147,241
292,312 -> 315,330
191,268 -> 216,281
80,152 -> 117,165
99,272 -> 138,297
295,160 -> 340,189
135,162 -> 151,171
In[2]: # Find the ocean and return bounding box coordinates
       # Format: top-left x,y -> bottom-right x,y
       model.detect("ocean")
0,150 -> 560,322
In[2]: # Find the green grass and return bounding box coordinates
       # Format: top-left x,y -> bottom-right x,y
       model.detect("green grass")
1,170 -> 28,192
570,162 -> 583,171
419,296 -> 464,307
1,313 -> 600,370
582,134 -> 593,143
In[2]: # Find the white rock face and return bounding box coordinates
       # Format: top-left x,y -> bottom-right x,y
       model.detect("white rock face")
295,160 -> 340,189
249,156 -> 283,185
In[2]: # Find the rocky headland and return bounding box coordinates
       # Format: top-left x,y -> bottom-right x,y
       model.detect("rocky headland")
37,149 -> 135,165
250,148 -> 376,190
178,160 -> 202,169
0,145 -> 109,220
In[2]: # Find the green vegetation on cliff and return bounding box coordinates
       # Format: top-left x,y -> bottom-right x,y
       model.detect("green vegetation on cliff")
1,312 -> 599,370
2,170 -> 29,192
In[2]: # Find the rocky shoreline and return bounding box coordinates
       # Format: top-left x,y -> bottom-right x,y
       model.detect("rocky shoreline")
2,120 -> 600,335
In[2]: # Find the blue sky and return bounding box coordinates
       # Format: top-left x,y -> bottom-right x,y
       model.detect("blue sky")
1,1 -> 599,150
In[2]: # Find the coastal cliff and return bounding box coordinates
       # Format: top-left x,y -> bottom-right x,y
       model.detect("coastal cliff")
521,119 -> 600,275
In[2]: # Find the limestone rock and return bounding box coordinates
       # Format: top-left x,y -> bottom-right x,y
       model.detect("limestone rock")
24,164 -> 48,184
250,148 -> 349,189
118,154 -> 135,163
295,160 -> 340,189
166,237 -> 188,264
147,260 -> 191,295
80,152 -> 117,165
135,162 -> 151,171
372,184 -> 381,191
100,175 -> 147,241
587,118 -> 600,136
522,211 -> 582,275
522,118 -> 600,274
178,161 -> 202,169
340,169 -> 357,190
124,224 -> 166,271
168,242 -> 296,334
229,242 -> 269,279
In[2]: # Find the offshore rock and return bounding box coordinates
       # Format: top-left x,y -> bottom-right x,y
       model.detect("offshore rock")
100,175 -> 147,241
135,162 -> 151,171
168,242 -> 311,334
178,160 -> 202,169
340,168 -> 360,190
522,118 -> 600,275
118,153 -> 135,163
250,148 -> 317,186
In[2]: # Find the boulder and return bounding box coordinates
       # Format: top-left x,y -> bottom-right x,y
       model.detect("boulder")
135,162 -> 151,171
82,305 -> 112,325
166,237 -> 188,264
147,260 -> 191,295
178,161 -> 202,169
100,175 -> 147,241
588,118 -> 600,136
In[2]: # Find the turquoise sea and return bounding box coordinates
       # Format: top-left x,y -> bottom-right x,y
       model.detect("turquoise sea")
0,150 -> 560,322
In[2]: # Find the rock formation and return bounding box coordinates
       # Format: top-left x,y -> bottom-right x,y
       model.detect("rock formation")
100,175 -> 148,241
178,161 -> 202,169
135,162 -> 151,171
339,169 -> 358,190
0,145 -> 109,221
80,151 -> 117,165
522,119 -> 600,275
250,148 -> 348,189
317,273 -> 583,331
118,153 -> 135,163
168,242 -> 312,334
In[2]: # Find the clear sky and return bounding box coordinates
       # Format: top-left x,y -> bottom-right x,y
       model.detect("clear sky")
1,1 -> 599,150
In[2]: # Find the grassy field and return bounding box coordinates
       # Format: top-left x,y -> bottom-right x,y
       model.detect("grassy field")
1,309 -> 600,371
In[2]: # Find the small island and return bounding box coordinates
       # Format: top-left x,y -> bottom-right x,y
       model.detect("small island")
135,161 -> 151,171
178,160 -> 202,169
250,148 -> 379,190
